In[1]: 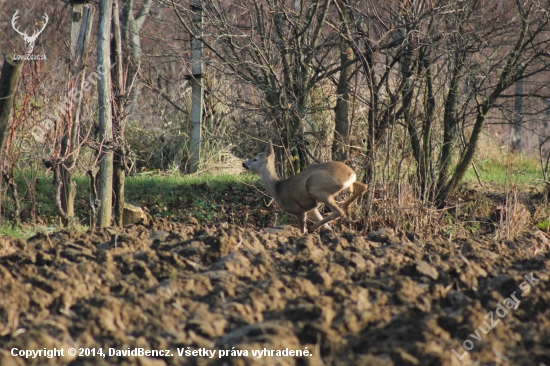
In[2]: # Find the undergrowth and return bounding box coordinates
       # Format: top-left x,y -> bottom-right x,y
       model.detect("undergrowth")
0,150 -> 548,240
1,172 -> 271,238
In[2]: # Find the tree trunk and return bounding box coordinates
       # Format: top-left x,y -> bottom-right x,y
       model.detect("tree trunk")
112,0 -> 127,227
363,52 -> 376,218
332,39 -> 354,161
421,56 -> 435,200
0,56 -> 24,157
58,4 -> 94,227
400,41 -> 423,180
0,56 -> 23,227
189,0 -> 203,173
445,103 -> 490,197
436,50 -> 464,205
121,0 -> 152,118
97,0 -> 114,228
512,79 -> 523,151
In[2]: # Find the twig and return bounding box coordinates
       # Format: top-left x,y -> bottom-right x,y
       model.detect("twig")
471,161 -> 484,187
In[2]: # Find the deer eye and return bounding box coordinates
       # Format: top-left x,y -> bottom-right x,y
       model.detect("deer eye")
253,158 -> 257,162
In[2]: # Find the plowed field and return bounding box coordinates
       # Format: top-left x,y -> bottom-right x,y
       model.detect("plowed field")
1,220 -> 549,365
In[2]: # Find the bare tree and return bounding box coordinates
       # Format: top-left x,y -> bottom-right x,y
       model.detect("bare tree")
330,0 -> 550,214
440,0 -> 550,201
170,0 -> 341,172
331,0 -> 355,162
0,56 -> 24,227
0,56 -> 24,156
121,0 -> 152,117
112,0 -> 129,226
54,4 -> 95,227
97,0 -> 114,228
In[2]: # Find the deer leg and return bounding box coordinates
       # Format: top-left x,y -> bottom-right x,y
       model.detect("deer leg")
308,197 -> 344,233
307,209 -> 323,222
342,182 -> 368,215
295,212 -> 307,234
307,209 -> 332,230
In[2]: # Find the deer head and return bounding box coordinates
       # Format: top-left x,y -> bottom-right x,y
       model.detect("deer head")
242,141 -> 275,174
12,10 -> 49,54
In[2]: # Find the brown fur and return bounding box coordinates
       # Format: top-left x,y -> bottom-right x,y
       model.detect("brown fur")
243,141 -> 367,233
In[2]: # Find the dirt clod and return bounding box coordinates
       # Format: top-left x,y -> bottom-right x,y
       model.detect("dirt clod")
0,221 -> 549,365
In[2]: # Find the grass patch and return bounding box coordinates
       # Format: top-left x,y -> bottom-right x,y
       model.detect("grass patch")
0,223 -> 37,239
1,171 -> 269,235
125,172 -> 263,221
536,219 -> 550,231
464,151 -> 543,186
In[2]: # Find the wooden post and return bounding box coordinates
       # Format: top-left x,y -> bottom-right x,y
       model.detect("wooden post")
189,0 -> 203,173
70,3 -> 84,60
75,5 -> 95,73
97,0 -> 114,227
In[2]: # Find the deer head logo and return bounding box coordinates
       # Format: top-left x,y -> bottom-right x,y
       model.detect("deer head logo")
11,10 -> 49,54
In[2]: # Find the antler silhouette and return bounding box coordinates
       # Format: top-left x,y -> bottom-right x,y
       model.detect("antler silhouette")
11,10 -> 27,38
11,10 -> 49,54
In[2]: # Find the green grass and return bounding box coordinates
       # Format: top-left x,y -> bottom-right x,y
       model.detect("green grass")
0,221 -> 75,240
536,219 -> 550,231
1,171 -> 267,237
0,223 -> 37,239
124,172 -> 262,221
464,153 -> 543,186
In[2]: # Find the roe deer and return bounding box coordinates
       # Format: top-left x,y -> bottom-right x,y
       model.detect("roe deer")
242,141 -> 367,234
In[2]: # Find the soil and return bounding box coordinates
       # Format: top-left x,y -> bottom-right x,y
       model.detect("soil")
0,219 -> 549,365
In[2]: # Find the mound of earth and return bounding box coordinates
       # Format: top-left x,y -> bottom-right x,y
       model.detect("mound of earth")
0,219 -> 549,365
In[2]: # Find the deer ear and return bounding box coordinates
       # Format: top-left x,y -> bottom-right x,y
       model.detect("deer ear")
265,140 -> 274,157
